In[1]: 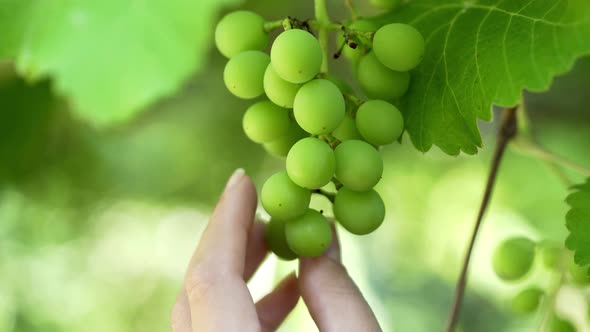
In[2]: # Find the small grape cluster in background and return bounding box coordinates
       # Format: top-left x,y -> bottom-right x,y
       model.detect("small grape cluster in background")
492,236 -> 590,331
215,9 -> 424,259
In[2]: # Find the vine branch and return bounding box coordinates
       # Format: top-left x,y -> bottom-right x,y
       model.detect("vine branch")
445,106 -> 519,332
512,139 -> 590,177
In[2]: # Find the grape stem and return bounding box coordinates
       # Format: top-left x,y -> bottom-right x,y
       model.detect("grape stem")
445,106 -> 518,332
511,138 -> 590,177
314,188 -> 336,203
264,20 -> 284,32
344,93 -> 363,106
314,0 -> 331,73
345,0 -> 359,21
511,105 -> 575,186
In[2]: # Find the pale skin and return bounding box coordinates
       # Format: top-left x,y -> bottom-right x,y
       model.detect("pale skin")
170,169 -> 382,332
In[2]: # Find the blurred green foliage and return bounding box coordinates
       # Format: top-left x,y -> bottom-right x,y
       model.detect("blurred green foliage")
1,0 -> 590,331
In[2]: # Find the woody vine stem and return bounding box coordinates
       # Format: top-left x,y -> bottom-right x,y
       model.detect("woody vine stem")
445,106 -> 519,332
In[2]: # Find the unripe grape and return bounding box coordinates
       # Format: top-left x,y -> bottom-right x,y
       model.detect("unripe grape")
215,11 -> 268,58
263,120 -> 308,158
356,100 -> 404,146
286,137 -> 335,189
242,101 -> 290,143
270,29 -> 323,83
265,218 -> 297,260
568,259 -> 590,284
224,51 -> 269,99
548,314 -> 576,332
294,79 -> 345,135
285,209 -> 332,257
492,237 -> 536,281
511,287 -> 544,315
334,140 -> 383,192
336,20 -> 379,62
539,241 -> 561,270
334,188 -> 385,235
332,115 -> 362,142
263,64 -> 301,108
373,23 -> 425,71
261,171 -> 311,220
357,52 -> 410,100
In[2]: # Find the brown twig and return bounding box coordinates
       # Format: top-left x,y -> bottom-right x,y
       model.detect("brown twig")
445,106 -> 518,332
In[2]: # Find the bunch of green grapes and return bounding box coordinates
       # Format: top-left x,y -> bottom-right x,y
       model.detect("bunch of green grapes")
215,10 -> 424,259
492,236 -> 589,330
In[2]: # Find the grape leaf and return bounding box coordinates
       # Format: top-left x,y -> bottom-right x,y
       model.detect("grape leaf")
0,0 -> 240,125
380,0 -> 590,155
565,178 -> 590,275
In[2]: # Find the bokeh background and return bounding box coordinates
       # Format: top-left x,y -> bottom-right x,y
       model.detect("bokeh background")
1,0 -> 590,331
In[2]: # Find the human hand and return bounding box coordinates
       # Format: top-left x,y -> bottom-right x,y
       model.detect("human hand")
170,169 -> 382,332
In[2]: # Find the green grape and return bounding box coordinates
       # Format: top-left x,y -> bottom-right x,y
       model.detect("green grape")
334,140 -> 383,192
356,100 -> 404,146
242,101 -> 290,143
285,209 -> 332,257
492,237 -> 536,281
334,188 -> 385,235
263,64 -> 301,108
370,0 -> 401,10
294,79 -> 345,135
265,218 -> 297,260
261,171 -> 311,220
332,115 -> 362,142
373,23 -> 425,71
286,137 -> 335,189
539,241 -> 561,270
215,11 -> 269,58
548,314 -> 577,332
336,20 -> 379,62
224,51 -> 269,99
270,29 -> 323,83
568,259 -> 590,284
511,287 -> 544,315
263,120 -> 308,158
357,52 -> 410,100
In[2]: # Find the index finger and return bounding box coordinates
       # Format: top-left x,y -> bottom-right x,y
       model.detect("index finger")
184,169 -> 262,331
188,168 -> 257,277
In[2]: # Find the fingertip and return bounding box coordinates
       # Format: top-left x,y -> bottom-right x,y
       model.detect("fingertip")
256,271 -> 301,331
325,222 -> 341,262
298,249 -> 380,331
239,173 -> 258,202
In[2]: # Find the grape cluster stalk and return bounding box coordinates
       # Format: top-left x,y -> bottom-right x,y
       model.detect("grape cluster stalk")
214,3 -> 424,259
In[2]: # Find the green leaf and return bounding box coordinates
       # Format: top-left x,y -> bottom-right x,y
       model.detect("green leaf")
565,178 -> 590,276
380,0 -> 590,155
0,0 -> 240,125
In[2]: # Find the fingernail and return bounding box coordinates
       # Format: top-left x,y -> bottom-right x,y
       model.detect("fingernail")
225,168 -> 245,191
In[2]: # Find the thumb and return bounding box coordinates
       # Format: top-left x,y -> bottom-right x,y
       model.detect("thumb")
298,224 -> 381,332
